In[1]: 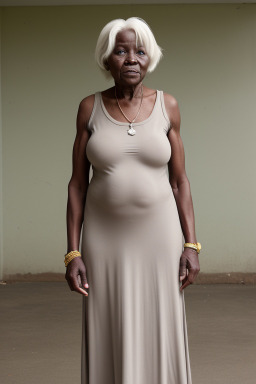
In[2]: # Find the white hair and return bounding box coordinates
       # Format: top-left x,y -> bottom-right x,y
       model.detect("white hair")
95,17 -> 163,77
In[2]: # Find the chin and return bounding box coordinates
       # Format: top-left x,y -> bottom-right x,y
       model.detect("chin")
118,76 -> 143,85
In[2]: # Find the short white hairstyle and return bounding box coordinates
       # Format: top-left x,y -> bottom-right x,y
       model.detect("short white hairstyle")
95,17 -> 163,77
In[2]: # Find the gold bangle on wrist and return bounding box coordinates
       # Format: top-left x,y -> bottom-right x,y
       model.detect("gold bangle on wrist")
184,242 -> 202,254
64,250 -> 82,267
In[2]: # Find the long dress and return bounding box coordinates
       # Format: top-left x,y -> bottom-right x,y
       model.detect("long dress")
80,90 -> 192,384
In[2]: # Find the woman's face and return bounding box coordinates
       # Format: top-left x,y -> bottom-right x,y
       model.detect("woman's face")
106,29 -> 150,87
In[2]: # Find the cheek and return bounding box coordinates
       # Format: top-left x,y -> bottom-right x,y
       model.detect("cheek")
109,58 -> 124,70
141,62 -> 150,72
140,57 -> 150,68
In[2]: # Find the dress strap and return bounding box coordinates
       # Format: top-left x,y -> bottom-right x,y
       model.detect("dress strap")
87,92 -> 100,132
159,90 -> 172,132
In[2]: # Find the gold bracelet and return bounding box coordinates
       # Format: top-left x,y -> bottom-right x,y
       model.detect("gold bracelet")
184,242 -> 202,254
64,250 -> 81,267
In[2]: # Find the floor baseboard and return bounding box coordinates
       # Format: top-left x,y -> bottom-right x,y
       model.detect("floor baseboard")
1,272 -> 256,284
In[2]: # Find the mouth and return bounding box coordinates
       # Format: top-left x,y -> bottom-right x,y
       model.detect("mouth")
123,70 -> 140,74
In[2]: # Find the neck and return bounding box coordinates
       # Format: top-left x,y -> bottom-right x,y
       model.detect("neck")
115,82 -> 143,100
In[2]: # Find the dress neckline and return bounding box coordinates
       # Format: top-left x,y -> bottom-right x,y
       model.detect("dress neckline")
99,90 -> 159,126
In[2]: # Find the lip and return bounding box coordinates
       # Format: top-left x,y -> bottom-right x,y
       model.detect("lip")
123,70 -> 140,75
123,69 -> 139,73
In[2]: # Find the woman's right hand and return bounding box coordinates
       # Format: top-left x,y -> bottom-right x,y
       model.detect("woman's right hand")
65,257 -> 89,296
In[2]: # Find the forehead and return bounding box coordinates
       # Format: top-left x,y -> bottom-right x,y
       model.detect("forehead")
115,29 -> 143,46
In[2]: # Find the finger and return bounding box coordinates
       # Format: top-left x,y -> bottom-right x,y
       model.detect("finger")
186,267 -> 198,285
179,262 -> 187,281
180,270 -> 194,291
180,272 -> 187,281
180,278 -> 191,291
72,279 -> 89,296
80,269 -> 89,289
73,283 -> 89,296
75,287 -> 89,296
67,273 -> 88,296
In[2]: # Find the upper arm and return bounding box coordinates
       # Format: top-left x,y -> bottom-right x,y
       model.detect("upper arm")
164,93 -> 188,189
68,94 -> 95,191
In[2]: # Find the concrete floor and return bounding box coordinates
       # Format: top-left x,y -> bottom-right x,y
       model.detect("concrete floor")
0,282 -> 255,384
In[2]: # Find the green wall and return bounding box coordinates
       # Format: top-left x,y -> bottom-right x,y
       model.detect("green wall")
0,8 -> 3,279
1,4 -> 256,278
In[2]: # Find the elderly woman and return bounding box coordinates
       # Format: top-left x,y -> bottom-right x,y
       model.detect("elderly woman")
65,17 -> 200,384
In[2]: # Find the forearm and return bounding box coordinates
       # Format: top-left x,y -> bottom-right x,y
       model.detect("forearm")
171,178 -> 197,244
66,183 -> 87,253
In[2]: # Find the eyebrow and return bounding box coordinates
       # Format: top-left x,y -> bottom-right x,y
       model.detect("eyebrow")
115,43 -> 146,48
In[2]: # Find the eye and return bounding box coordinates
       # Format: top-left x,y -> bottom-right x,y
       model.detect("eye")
116,49 -> 126,55
137,49 -> 146,55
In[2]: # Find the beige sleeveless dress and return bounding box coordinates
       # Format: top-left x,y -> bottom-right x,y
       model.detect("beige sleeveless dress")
81,90 -> 192,384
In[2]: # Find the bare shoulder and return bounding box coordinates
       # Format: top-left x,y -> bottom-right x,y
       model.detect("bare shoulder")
163,92 -> 181,132
78,94 -> 95,124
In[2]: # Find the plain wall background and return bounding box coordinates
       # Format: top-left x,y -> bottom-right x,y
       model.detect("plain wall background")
0,4 -> 255,278
0,8 -> 3,279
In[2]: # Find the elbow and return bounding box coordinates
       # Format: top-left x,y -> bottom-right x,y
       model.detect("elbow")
68,179 -> 88,195
170,175 -> 190,192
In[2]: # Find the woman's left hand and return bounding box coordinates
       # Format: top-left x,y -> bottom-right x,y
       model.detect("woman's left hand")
179,248 -> 200,291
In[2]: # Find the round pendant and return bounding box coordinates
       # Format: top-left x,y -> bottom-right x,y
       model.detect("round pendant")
127,127 -> 136,136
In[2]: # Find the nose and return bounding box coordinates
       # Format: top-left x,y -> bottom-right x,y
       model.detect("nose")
124,52 -> 138,65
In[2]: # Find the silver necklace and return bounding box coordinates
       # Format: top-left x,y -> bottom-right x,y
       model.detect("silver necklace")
115,84 -> 143,136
